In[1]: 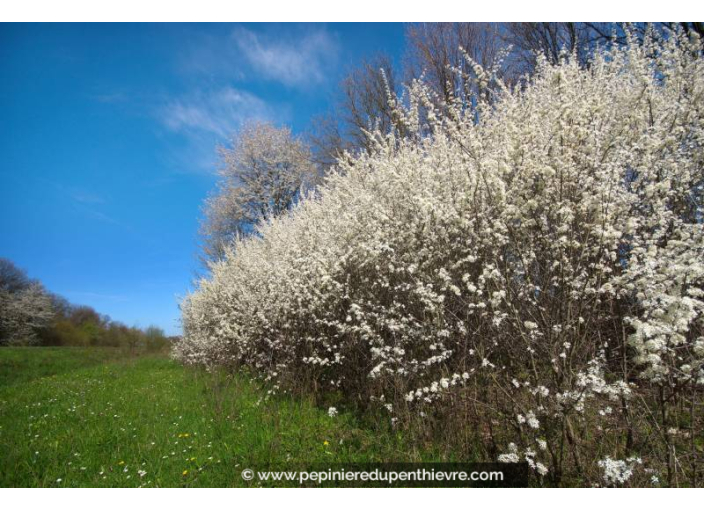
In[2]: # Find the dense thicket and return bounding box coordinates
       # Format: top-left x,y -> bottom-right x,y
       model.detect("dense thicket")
177,30 -> 704,486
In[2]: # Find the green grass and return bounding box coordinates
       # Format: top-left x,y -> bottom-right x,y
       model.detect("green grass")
0,347 -> 124,386
0,347 -> 428,487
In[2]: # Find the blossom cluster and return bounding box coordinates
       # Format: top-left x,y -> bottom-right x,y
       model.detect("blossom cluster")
0,283 -> 54,345
176,29 -> 704,484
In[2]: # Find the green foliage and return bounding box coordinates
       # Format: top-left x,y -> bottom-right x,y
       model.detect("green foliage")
36,308 -> 172,352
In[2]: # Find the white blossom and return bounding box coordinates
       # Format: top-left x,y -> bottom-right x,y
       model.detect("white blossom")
598,457 -> 642,486
175,29 -> 704,484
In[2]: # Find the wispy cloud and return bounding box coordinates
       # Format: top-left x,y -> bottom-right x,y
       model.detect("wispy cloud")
68,192 -> 132,231
63,291 -> 130,303
36,178 -> 126,227
73,204 -> 128,229
233,27 -> 339,88
91,91 -> 128,104
160,87 -> 274,139
66,192 -> 125,228
70,189 -> 105,205
155,25 -> 332,174
157,86 -> 286,173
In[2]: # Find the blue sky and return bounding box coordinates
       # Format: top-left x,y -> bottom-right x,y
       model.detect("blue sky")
0,23 -> 406,335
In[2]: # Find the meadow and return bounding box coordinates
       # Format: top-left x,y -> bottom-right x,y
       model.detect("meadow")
0,347 -> 436,487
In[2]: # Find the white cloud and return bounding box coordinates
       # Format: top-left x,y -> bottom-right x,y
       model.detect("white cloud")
161,87 -> 273,139
70,189 -> 105,205
157,87 -> 286,173
233,27 -> 338,88
63,291 -> 129,303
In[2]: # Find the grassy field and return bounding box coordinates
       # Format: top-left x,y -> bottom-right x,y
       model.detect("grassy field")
0,347 -> 434,487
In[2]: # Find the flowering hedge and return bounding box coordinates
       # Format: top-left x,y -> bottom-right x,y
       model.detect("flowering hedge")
177,30 -> 704,486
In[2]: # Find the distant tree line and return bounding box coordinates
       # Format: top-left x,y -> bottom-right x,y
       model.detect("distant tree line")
0,258 -> 174,351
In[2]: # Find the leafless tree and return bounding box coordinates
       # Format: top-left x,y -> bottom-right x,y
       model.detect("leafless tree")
309,54 -> 403,172
503,22 -> 595,71
405,22 -> 511,102
0,257 -> 32,294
